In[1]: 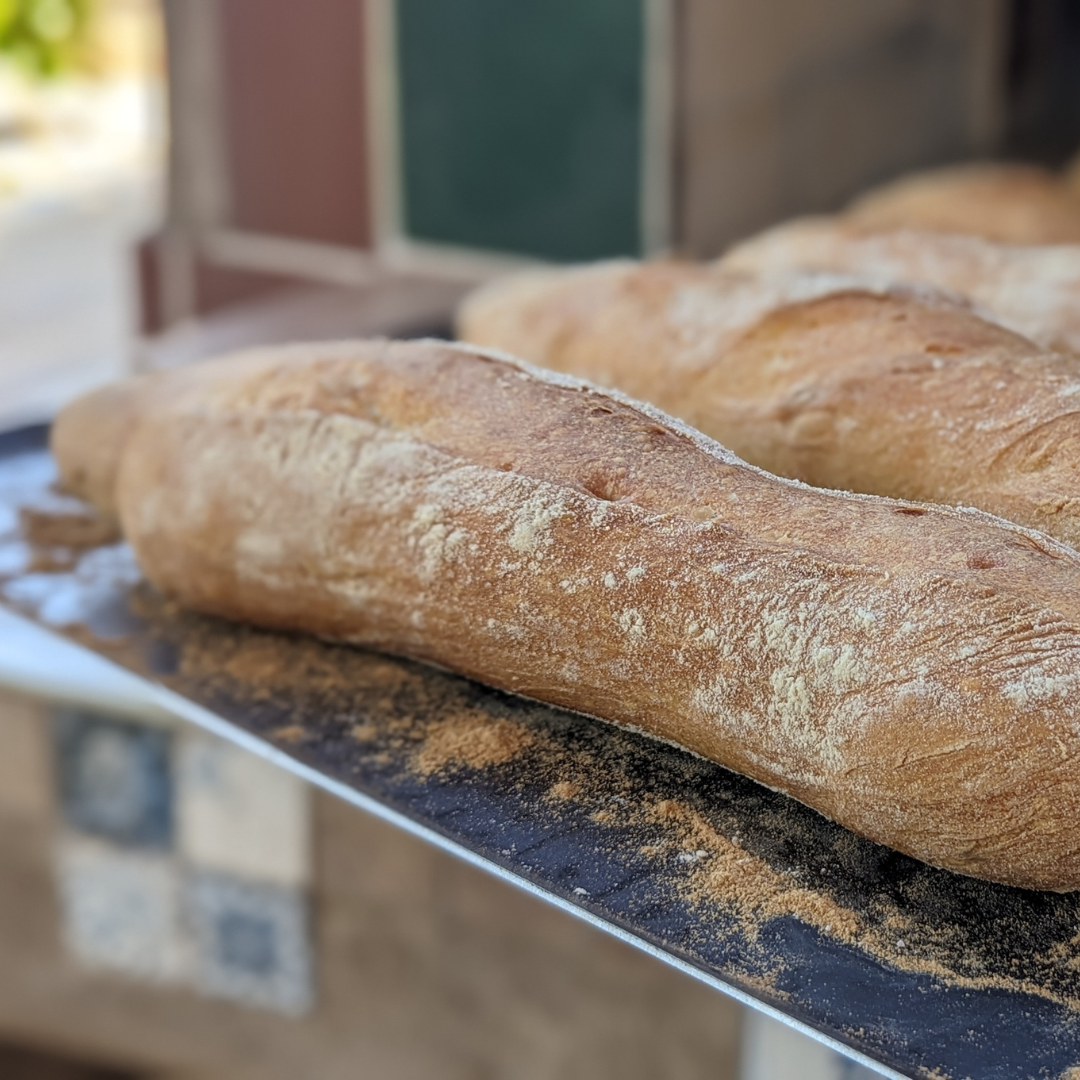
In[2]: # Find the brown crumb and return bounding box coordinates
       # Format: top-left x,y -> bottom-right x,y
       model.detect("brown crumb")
271,725 -> 307,743
161,602 -> 544,780
648,799 -> 861,941
636,798 -> 1080,1006
413,711 -> 535,775
222,640 -> 299,686
547,780 -> 580,801
19,500 -> 119,548
735,970 -> 791,1002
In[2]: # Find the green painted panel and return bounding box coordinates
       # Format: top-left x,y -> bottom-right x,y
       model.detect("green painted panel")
396,0 -> 644,261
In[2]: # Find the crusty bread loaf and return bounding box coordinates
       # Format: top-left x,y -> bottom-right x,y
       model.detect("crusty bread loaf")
50,379 -> 152,522
49,339 -> 1080,890
720,217 -> 1080,353
844,162 -> 1080,243
458,263 -> 1080,550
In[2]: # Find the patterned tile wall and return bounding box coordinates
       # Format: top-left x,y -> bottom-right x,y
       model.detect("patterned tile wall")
50,708 -> 314,1014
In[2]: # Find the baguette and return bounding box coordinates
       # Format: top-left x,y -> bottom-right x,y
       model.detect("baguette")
844,162 -> 1080,243
721,218 -> 1080,353
50,339 -> 1080,890
458,263 -> 1080,550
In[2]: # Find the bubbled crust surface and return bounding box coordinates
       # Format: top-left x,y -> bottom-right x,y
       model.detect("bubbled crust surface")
459,264 -> 1080,551
720,217 -> 1080,354
70,338 -> 1080,890
844,162 -> 1080,244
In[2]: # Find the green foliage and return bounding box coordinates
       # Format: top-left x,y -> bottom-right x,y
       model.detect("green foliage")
0,0 -> 93,78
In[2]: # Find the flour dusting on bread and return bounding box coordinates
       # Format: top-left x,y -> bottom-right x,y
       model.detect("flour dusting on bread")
49,337 -> 1080,890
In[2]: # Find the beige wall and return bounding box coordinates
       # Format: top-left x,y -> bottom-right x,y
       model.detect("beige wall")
677,0 -> 1007,256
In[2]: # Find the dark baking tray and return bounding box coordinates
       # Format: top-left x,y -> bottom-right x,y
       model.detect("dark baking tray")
3,424 -> 1080,1080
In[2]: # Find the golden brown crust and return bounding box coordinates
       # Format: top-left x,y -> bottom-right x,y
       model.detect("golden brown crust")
53,339 -> 1080,889
845,162 -> 1080,244
49,379 -> 150,520
720,218 -> 1080,353
458,263 -> 1080,551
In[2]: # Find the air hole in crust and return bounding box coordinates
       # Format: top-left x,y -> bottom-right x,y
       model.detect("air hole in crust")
924,342 -> 965,356
583,472 -> 625,501
895,507 -> 926,516
966,553 -> 998,570
590,406 -> 615,417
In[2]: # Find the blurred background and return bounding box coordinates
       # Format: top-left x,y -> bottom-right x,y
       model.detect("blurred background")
0,0 -> 1078,1076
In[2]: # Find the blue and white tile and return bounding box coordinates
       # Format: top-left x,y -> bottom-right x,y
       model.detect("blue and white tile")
186,870 -> 313,1014
53,709 -> 173,849
55,833 -> 187,982
177,731 -> 310,887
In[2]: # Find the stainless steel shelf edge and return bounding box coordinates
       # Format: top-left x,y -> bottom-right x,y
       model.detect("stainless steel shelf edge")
0,604 -> 900,1078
